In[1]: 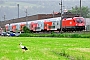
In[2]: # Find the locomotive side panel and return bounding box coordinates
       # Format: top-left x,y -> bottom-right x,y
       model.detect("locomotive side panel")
62,17 -> 85,31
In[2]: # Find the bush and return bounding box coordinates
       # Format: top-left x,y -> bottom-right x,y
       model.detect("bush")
23,26 -> 31,33
18,32 -> 90,38
81,35 -> 90,38
19,33 -> 30,37
70,34 -> 81,38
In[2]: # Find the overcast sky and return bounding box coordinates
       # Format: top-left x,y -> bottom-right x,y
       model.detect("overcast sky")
1,0 -> 89,1
0,0 -> 90,20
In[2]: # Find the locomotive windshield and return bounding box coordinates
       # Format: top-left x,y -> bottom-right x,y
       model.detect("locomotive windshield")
76,18 -> 83,23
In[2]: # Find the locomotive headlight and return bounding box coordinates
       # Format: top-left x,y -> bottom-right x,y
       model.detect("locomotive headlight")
76,24 -> 77,26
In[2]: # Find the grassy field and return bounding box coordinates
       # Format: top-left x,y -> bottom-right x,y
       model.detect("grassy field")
0,37 -> 90,60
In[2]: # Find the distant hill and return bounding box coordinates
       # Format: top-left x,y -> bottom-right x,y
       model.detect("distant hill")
0,0 -> 90,21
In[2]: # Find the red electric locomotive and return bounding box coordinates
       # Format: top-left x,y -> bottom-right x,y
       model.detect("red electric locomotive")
62,17 -> 85,31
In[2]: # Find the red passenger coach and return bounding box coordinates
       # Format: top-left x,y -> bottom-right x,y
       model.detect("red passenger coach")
44,20 -> 52,31
20,22 -> 26,32
12,24 -> 16,32
62,17 -> 85,31
30,22 -> 38,31
0,27 -> 3,35
5,24 -> 9,32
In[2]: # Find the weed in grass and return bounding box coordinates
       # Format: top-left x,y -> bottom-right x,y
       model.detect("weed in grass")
52,49 -> 71,60
74,55 -> 85,60
0,56 -> 9,60
52,49 -> 86,60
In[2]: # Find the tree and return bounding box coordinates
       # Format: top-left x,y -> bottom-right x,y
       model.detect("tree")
23,26 -> 31,33
68,6 -> 90,18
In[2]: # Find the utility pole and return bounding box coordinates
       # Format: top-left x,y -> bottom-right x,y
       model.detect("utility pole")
59,0 -> 63,33
2,14 -> 6,22
3,15 -> 5,21
2,14 -> 6,28
17,4 -> 19,18
0,18 -> 1,27
53,10 -> 54,18
0,6 -> 2,27
25,9 -> 28,27
80,0 -> 81,17
25,9 -> 27,18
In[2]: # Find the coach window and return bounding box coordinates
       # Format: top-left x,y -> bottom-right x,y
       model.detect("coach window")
53,23 -> 55,25
57,22 -> 58,25
31,25 -> 33,28
41,24 -> 42,27
37,24 -> 39,26
29,25 -> 30,28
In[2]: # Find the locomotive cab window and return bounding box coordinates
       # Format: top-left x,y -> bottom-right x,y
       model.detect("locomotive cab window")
76,18 -> 83,23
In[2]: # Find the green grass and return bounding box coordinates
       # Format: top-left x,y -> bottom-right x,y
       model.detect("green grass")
0,37 -> 90,60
